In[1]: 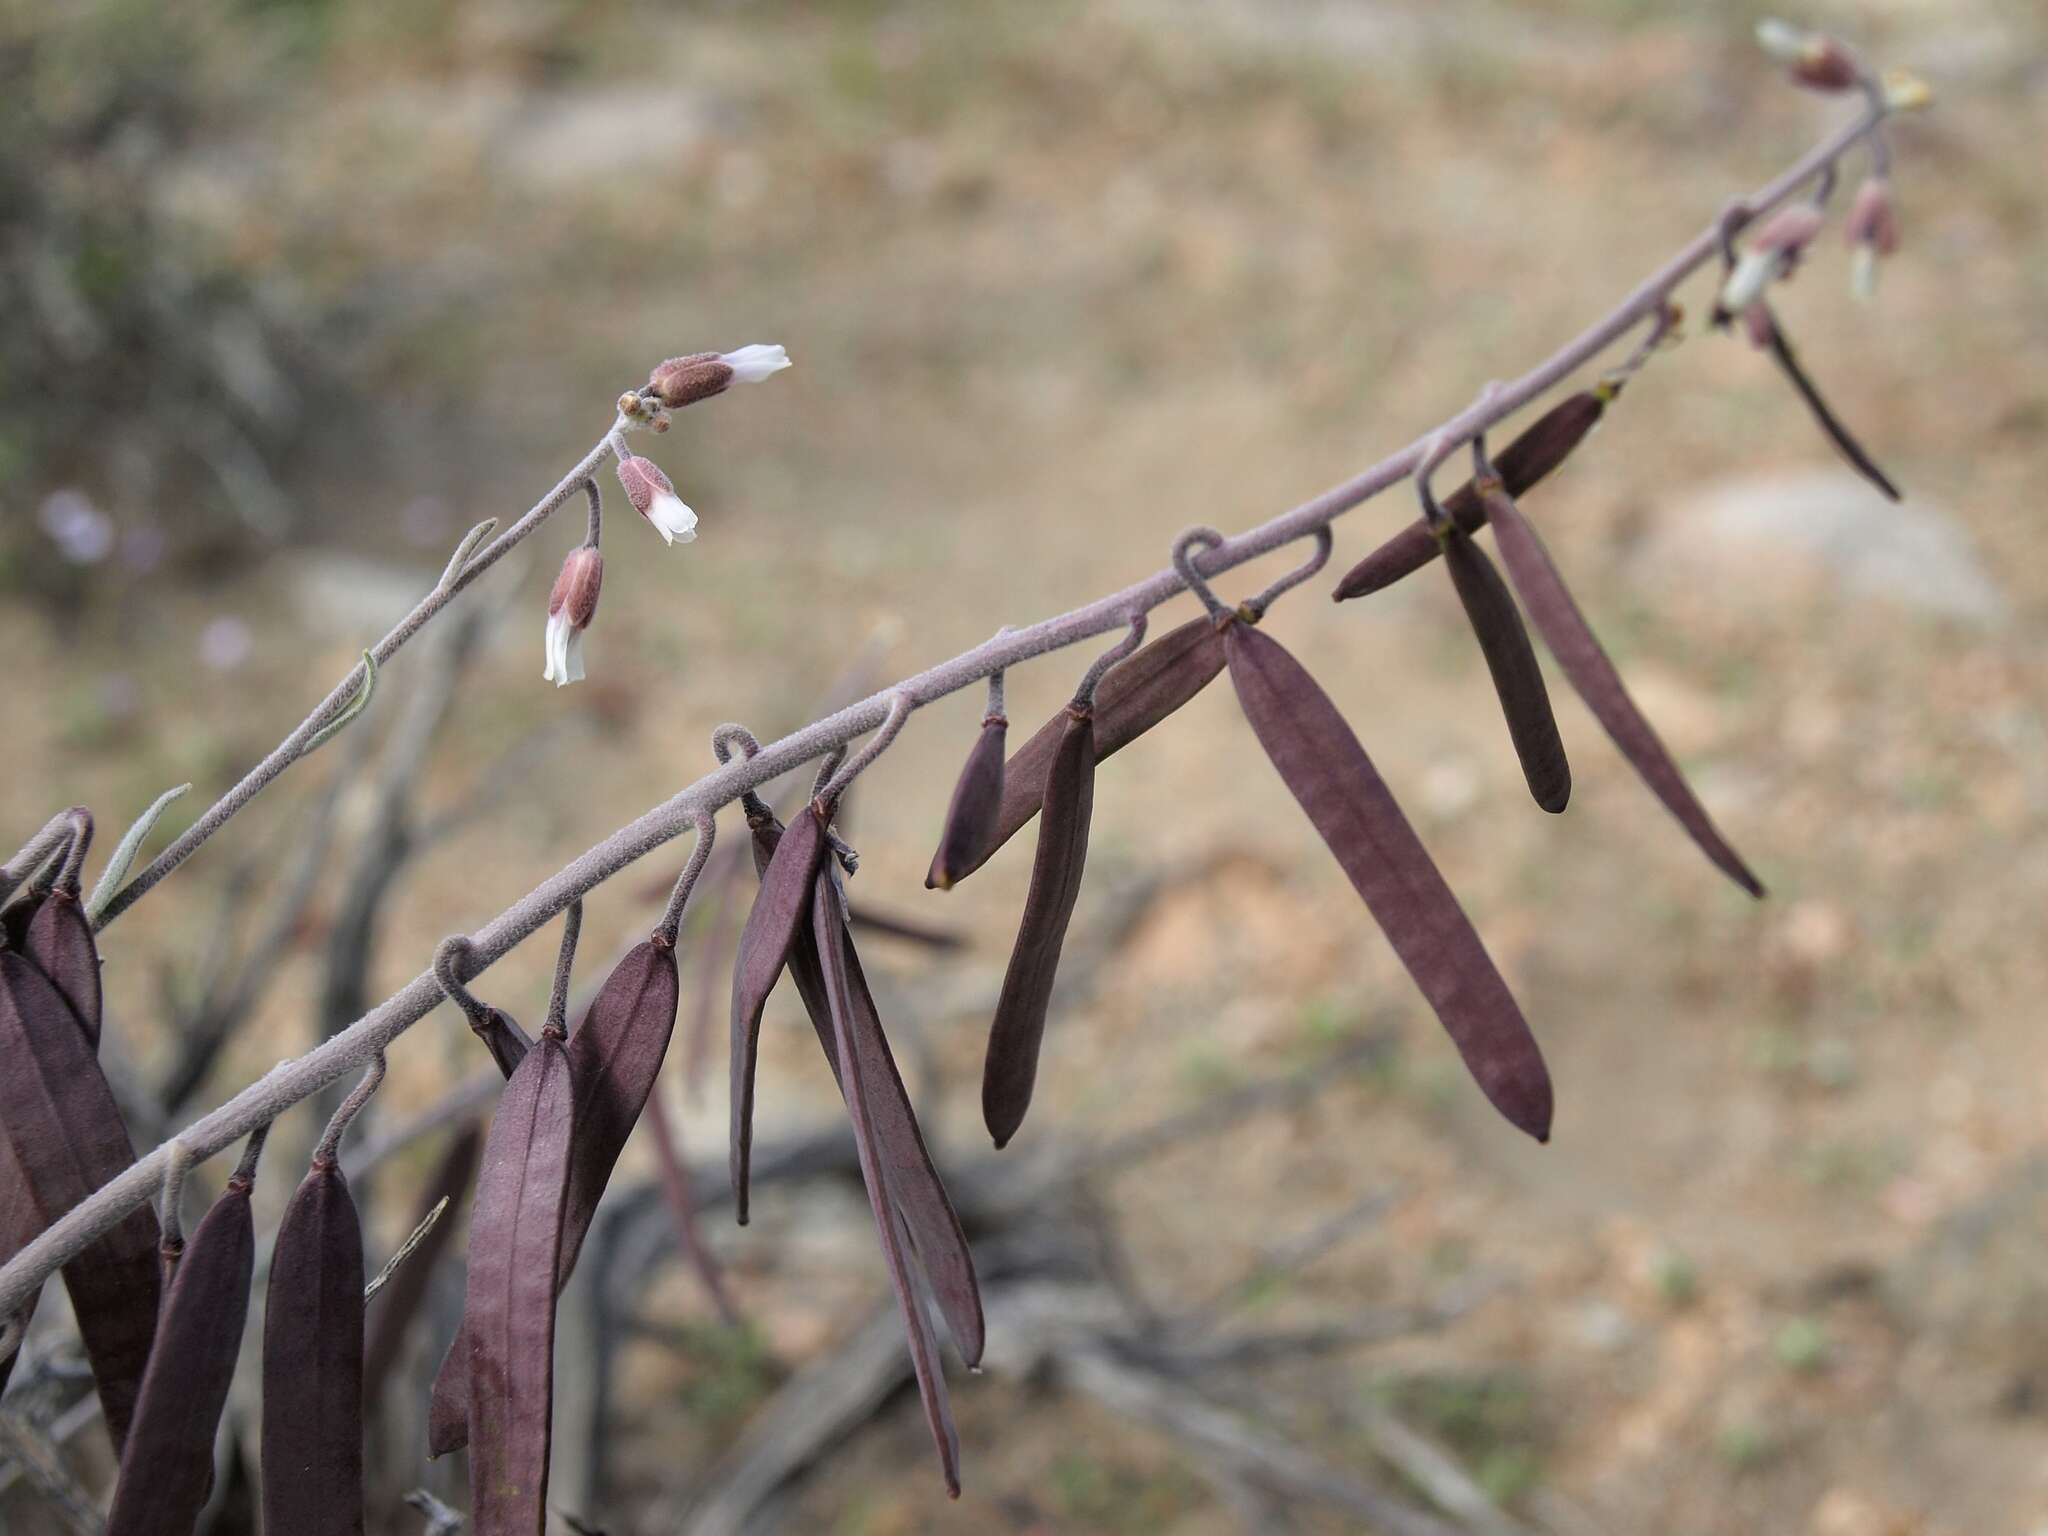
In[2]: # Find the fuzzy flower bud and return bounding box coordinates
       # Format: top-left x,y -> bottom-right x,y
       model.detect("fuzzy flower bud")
1844,176 -> 1899,301
1755,20 -> 1858,92
1718,203 -> 1826,316
615,453 -> 697,546
543,545 -> 603,687
647,343 -> 791,408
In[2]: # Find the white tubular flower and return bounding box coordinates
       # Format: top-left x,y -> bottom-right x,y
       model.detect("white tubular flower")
1844,176 -> 1900,302
616,454 -> 698,546
543,545 -> 603,688
1718,204 -> 1825,316
720,343 -> 791,383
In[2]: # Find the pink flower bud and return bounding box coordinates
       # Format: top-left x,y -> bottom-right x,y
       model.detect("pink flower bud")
1755,20 -> 1858,92
647,344 -> 790,408
648,353 -> 733,409
1717,204 -> 1825,316
615,454 -> 697,546
543,546 -> 603,688
1844,177 -> 1899,257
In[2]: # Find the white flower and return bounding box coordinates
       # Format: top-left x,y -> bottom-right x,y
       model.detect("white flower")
616,454 -> 699,546
720,344 -> 791,384
543,608 -> 586,686
1717,205 -> 1824,316
542,545 -> 603,687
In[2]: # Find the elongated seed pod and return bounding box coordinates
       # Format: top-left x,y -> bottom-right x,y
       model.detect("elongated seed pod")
0,951 -> 161,1449
263,1158 -> 366,1535
22,888 -> 101,1046
1332,390 -> 1610,601
1762,322 -> 1901,501
466,1033 -> 576,1536
983,708 -> 1096,1149
1439,528 -> 1572,813
365,1125 -> 477,1412
1,889 -> 103,1398
925,715 -> 1008,890
814,873 -> 962,1496
1478,481 -> 1766,897
942,616 -> 1224,890
730,804 -> 828,1222
472,1006 -> 534,1080
105,1156 -> 258,1536
428,940 -> 677,1456
1224,623 -> 1554,1141
751,814 -> 984,1364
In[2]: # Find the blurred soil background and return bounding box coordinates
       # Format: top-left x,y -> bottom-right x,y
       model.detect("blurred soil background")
3,0 -> 2046,1531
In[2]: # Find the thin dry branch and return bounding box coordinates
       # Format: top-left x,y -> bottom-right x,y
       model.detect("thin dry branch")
0,97 -> 1887,1326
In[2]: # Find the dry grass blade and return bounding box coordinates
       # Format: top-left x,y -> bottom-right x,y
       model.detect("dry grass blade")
1332,390 -> 1609,600
944,616 -> 1226,887
1479,482 -> 1766,897
262,1159 -> 366,1535
1223,624 -> 1554,1142
925,715 -> 1008,890
1762,320 -> 1902,501
983,708 -> 1097,1149
465,1033 -> 576,1534
0,951 -> 161,1450
22,889 -> 101,1047
369,1125 -> 477,1423
813,873 -> 962,1497
729,805 -> 827,1223
1439,529 -> 1572,813
750,814 -> 984,1365
105,1149 -> 259,1536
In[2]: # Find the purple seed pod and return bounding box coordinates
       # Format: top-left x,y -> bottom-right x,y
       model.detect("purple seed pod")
105,1135 -> 264,1536
812,871 -> 962,1497
428,937 -> 679,1456
262,1159 -> 366,1535
749,809 -> 985,1366
21,888 -> 101,1047
464,1033 -> 576,1536
1757,313 -> 1902,501
1223,621 -> 1554,1142
939,615 -> 1227,888
926,713 -> 1008,891
0,950 -> 162,1451
1438,523 -> 1572,814
982,706 -> 1097,1149
729,803 -> 828,1222
1476,477 -> 1766,898
1332,390 -> 1610,601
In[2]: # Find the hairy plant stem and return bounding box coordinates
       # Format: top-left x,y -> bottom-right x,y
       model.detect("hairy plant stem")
0,100 -> 1886,1324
